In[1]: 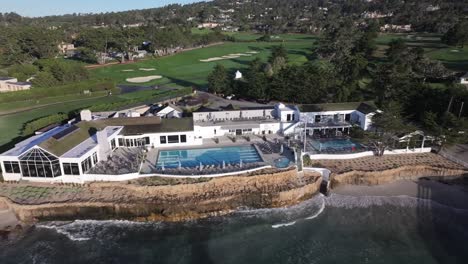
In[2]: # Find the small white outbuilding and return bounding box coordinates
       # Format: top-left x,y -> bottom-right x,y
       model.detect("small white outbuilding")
234,70 -> 243,80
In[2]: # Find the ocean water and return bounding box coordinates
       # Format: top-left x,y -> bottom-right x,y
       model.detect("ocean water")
1,193 -> 467,264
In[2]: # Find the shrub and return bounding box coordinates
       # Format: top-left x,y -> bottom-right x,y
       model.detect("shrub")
8,64 -> 38,81
303,154 -> 311,166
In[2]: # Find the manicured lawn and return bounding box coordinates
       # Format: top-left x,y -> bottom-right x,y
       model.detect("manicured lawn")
0,87 -> 192,149
374,33 -> 468,71
426,46 -> 468,71
0,91 -> 112,114
90,35 -> 316,88
0,96 -> 123,149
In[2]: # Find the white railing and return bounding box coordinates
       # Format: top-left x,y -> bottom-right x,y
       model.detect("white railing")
304,147 -> 432,160
29,165 -> 274,184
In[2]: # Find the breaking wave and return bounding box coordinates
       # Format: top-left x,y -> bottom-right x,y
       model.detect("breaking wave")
36,220 -> 160,242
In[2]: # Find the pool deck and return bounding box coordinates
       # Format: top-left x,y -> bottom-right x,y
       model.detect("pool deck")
140,135 -> 293,174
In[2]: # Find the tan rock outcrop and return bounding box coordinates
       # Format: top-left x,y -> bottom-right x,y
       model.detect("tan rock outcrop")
331,165 -> 467,187
0,169 -> 322,223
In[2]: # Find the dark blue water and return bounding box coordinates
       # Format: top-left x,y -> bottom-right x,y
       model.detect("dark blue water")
1,193 -> 467,264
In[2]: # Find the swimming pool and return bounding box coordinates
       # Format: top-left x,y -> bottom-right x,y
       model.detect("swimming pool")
156,145 -> 263,169
310,138 -> 364,152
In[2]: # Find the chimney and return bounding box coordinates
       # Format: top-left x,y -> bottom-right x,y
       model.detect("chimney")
97,129 -> 111,161
80,109 -> 92,121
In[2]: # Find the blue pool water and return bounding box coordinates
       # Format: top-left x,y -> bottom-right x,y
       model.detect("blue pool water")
274,157 -> 290,168
157,145 -> 262,169
310,138 -> 363,152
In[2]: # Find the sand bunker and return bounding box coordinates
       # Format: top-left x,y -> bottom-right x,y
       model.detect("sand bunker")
200,51 -> 258,62
126,75 -> 163,83
229,53 -> 252,56
122,69 -> 135,72
222,55 -> 241,59
139,68 -> 156,71
200,57 -> 225,62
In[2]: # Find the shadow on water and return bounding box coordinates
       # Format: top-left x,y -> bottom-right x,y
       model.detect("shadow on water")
187,225 -> 215,264
417,174 -> 468,263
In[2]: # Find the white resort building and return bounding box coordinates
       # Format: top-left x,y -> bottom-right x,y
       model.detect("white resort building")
0,77 -> 32,93
0,101 -> 378,183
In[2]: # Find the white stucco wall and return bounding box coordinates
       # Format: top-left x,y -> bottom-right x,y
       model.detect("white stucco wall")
193,109 -> 275,122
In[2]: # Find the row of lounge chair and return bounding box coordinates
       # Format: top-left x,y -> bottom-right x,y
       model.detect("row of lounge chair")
154,162 -> 264,176
318,147 -> 364,154
256,141 -> 282,154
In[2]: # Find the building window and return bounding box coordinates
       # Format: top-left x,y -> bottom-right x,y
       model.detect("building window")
63,163 -> 80,175
345,114 -> 351,121
92,152 -> 98,165
118,138 -> 124,147
315,115 -> 321,123
144,137 -> 150,145
19,148 -> 61,178
81,156 -> 93,173
160,136 -> 167,144
180,135 -> 187,143
167,135 -> 179,144
3,161 -> 20,173
287,114 -> 292,121
111,139 -> 116,150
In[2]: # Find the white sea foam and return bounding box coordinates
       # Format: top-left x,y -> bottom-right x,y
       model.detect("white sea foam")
37,220 -> 159,242
306,194 -> 325,220
271,221 -> 296,228
37,224 -> 91,241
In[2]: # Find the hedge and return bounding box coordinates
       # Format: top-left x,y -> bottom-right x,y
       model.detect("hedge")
89,87 -> 192,112
22,113 -> 69,136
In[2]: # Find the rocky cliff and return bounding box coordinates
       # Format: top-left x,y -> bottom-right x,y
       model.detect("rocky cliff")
331,165 -> 467,187
0,169 -> 321,224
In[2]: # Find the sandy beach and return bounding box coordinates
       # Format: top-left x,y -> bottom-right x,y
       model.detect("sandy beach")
333,178 -> 468,209
0,209 -> 19,231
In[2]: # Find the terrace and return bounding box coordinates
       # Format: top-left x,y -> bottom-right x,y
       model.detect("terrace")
88,148 -> 145,175
140,135 -> 295,176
